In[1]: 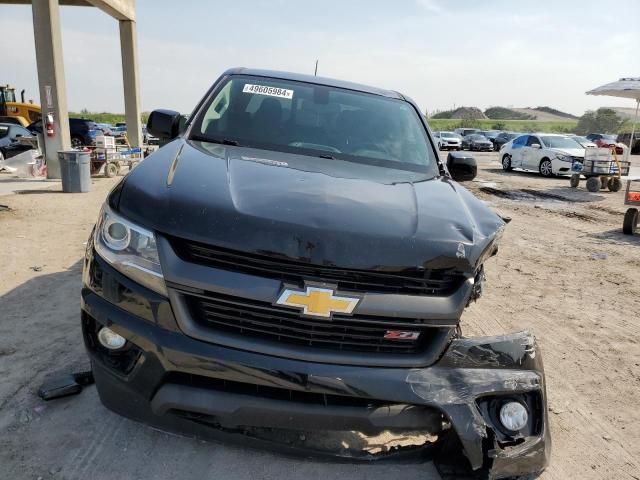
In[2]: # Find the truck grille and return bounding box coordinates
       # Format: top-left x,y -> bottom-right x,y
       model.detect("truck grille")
185,291 -> 446,354
170,238 -> 463,296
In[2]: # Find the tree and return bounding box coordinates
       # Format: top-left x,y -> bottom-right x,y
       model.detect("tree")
574,108 -> 628,135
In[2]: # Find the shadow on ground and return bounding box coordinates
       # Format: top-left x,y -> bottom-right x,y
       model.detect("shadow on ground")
0,261 -> 444,480
587,228 -> 640,246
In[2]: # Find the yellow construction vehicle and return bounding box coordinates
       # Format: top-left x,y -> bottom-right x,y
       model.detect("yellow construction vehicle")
0,85 -> 41,127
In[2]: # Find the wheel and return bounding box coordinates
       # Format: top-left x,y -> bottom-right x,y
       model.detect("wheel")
70,136 -> 83,148
623,208 -> 638,235
105,162 -> 118,178
570,174 -> 580,188
539,158 -> 553,177
502,154 -> 512,171
586,177 -> 601,192
608,177 -> 622,192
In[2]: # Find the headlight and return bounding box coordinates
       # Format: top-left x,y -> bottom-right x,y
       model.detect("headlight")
94,204 -> 167,296
555,153 -> 570,161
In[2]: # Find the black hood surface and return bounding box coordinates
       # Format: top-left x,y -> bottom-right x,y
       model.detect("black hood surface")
116,139 -> 504,273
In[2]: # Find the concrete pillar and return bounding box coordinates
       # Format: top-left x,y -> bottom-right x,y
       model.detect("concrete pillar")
119,20 -> 142,148
32,0 -> 71,179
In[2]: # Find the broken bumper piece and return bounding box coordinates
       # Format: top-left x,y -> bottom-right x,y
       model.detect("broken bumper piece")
82,260 -> 550,480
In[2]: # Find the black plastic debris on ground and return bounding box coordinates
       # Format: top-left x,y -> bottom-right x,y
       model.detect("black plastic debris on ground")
38,371 -> 94,401
0,204 -> 11,212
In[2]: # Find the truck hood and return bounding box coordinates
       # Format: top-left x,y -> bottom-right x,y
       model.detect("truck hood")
116,139 -> 504,273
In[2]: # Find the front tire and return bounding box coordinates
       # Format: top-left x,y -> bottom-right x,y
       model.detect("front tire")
623,208 -> 638,235
105,162 -> 118,178
539,158 -> 553,177
71,136 -> 83,148
502,154 -> 512,171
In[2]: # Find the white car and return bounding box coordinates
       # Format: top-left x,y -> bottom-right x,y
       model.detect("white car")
500,133 -> 584,177
434,131 -> 462,150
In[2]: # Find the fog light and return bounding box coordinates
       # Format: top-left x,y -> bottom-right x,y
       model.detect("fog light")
499,401 -> 528,431
97,327 -> 126,350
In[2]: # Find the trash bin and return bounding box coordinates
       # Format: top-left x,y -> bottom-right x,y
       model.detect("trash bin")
58,151 -> 91,193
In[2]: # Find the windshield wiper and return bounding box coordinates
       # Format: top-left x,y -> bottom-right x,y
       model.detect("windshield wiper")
318,153 -> 336,160
190,134 -> 239,146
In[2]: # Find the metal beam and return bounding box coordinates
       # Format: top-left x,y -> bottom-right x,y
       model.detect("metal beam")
0,0 -> 135,20
86,0 -> 135,21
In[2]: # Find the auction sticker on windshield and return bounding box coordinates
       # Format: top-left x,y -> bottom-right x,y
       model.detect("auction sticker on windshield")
243,84 -> 294,99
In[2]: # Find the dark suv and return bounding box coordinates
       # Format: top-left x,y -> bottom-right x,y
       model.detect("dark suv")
27,117 -> 98,147
82,68 -> 550,479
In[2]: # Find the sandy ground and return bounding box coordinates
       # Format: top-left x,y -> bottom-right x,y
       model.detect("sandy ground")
1,153 -> 639,480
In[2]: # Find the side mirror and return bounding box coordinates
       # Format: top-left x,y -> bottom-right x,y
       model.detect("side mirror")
530,143 -> 541,149
447,152 -> 477,182
147,109 -> 182,140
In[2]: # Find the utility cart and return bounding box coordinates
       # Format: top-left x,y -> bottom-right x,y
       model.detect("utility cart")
623,179 -> 640,235
570,147 -> 630,192
90,136 -> 143,177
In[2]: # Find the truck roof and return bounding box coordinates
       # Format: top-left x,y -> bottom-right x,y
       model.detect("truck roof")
223,67 -> 404,100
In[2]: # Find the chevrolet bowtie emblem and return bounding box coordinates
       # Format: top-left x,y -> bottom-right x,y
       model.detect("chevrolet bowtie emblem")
276,286 -> 360,318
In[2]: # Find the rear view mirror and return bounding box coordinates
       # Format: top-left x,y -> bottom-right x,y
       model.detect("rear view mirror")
447,152 -> 477,182
147,109 -> 182,140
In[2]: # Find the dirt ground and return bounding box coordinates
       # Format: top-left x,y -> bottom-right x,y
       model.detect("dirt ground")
1,152 -> 639,480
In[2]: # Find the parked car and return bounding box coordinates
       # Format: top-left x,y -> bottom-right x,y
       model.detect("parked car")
462,133 -> 493,151
586,133 -> 625,154
0,123 -> 35,161
83,68 -> 548,479
434,131 -> 461,150
454,127 -> 481,137
27,117 -> 99,147
142,125 -> 159,145
493,131 -> 519,151
0,116 -> 25,126
480,130 -> 500,145
110,126 -> 128,143
501,133 -> 584,177
617,132 -> 640,154
96,123 -> 114,136
568,135 -> 596,148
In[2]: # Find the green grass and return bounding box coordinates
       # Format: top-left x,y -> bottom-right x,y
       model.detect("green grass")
68,111 -> 578,134
69,112 -> 149,125
427,118 -> 578,134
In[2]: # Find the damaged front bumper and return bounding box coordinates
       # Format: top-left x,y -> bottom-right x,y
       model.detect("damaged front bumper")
82,256 -> 550,480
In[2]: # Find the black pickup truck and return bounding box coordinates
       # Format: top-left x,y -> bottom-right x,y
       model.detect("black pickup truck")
81,68 -> 550,479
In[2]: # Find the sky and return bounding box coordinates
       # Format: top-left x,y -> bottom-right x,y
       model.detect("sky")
1,0 -> 639,116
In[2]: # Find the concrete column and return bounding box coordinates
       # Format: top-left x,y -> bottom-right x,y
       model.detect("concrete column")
119,20 -> 142,148
32,0 -> 71,179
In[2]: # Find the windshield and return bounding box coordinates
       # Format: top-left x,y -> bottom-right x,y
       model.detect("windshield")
191,75 -> 438,175
440,131 -> 456,138
541,136 -> 581,149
